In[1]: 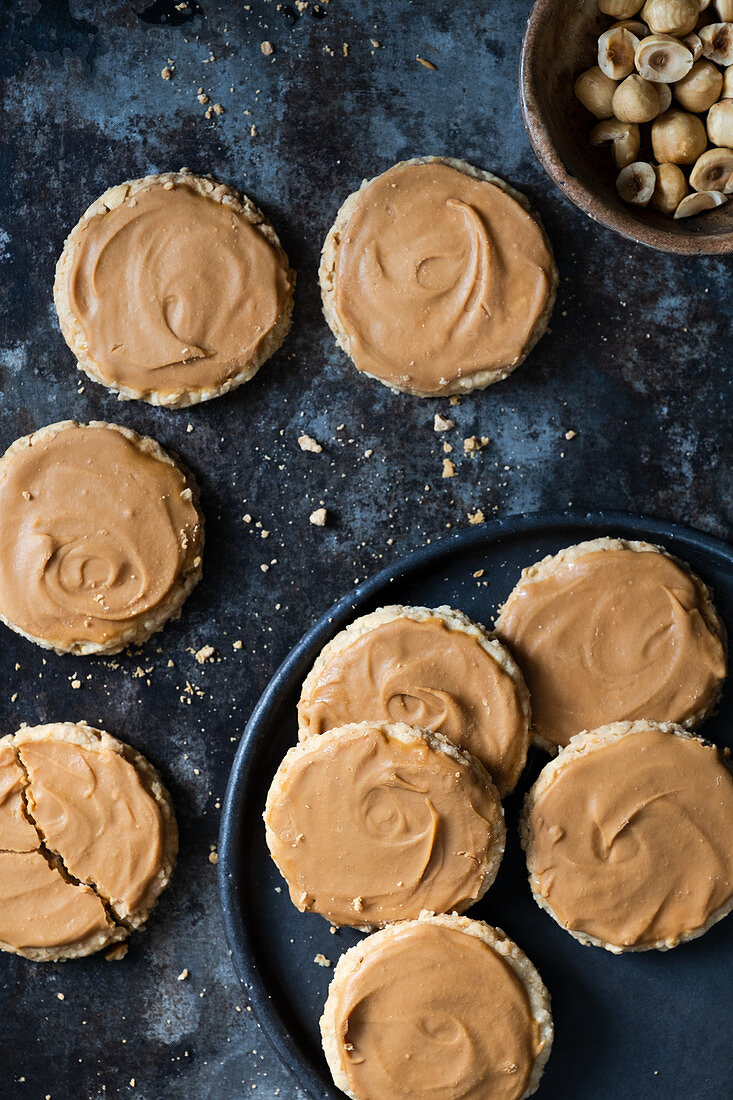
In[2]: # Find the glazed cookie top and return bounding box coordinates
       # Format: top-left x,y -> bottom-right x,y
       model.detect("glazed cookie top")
524,722 -> 733,950
0,422 -> 202,653
325,919 -> 544,1100
329,160 -> 555,395
264,722 -> 504,928
496,541 -> 726,749
298,606 -> 530,795
56,175 -> 292,401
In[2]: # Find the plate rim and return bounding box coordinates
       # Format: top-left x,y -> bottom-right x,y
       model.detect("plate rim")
218,508 -> 733,1099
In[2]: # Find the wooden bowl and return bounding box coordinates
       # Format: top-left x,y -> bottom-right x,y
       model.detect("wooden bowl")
520,0 -> 733,255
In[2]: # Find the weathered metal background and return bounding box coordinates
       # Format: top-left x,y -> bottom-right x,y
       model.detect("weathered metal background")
0,1 -> 730,1097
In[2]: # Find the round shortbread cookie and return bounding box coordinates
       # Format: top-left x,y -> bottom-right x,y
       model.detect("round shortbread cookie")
54,170 -> 295,407
264,721 -> 505,930
298,604 -> 531,796
320,911 -> 553,1100
319,156 -> 557,398
0,721 -> 178,961
0,420 -> 204,655
521,720 -> 733,953
495,537 -> 726,752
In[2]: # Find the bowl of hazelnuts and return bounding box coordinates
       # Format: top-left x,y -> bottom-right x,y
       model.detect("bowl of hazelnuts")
520,0 -> 733,253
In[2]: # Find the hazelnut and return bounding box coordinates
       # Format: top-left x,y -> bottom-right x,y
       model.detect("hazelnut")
612,73 -> 662,120
640,0 -> 699,36
616,160 -> 657,203
681,32 -> 703,62
590,118 -> 642,166
599,0 -> 645,15
610,19 -> 650,36
574,65 -> 618,117
657,81 -> 673,110
715,0 -> 733,19
635,34 -> 694,81
689,146 -> 733,191
651,107 -> 708,161
699,23 -> 733,65
707,98 -> 733,146
673,58 -> 724,111
723,65 -> 733,98
651,162 -> 689,210
599,27 -> 641,79
674,189 -> 728,216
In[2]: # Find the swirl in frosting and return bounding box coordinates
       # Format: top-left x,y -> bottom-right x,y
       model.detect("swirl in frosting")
329,160 -> 555,394
327,922 -> 542,1100
298,612 -> 528,795
264,723 -> 503,927
496,546 -> 726,749
0,423 -> 202,652
59,177 -> 292,401
525,724 -> 733,948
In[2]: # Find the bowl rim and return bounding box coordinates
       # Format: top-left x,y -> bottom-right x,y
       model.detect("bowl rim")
519,0 -> 733,257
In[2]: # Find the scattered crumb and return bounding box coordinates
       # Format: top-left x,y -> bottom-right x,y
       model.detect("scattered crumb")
233,640 -> 243,650
105,943 -> 128,962
433,413 -> 454,432
313,953 -> 331,967
250,123 -> 258,138
564,429 -> 577,440
370,38 -> 381,48
71,679 -> 81,690
353,896 -> 364,912
309,507 -> 328,527
298,434 -> 322,454
473,568 -> 485,578
442,458 -> 456,479
197,89 -> 209,104
261,40 -> 274,56
449,396 -> 460,406
195,645 -> 215,664
177,968 -> 189,982
161,66 -> 173,80
468,509 -> 485,526
464,435 -> 489,456
57,993 -> 65,1001
416,56 -> 436,70
208,850 -> 218,865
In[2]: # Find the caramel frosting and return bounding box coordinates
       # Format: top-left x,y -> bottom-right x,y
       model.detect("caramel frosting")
58,176 -> 292,401
0,422 -> 202,653
325,921 -> 543,1100
525,723 -> 733,949
299,610 -> 529,795
496,544 -> 726,749
264,723 -> 504,927
328,159 -> 555,395
19,737 -> 165,920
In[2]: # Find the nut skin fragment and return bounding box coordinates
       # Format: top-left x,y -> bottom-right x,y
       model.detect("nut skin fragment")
574,65 -> 618,117
699,23 -> 733,65
616,160 -> 657,203
707,98 -> 733,146
635,34 -> 694,81
599,27 -> 641,79
641,0 -> 699,36
652,108 -> 708,162
651,162 -> 689,210
590,118 -> 641,167
673,59 -> 724,111
689,146 -> 733,191
599,0 -> 645,15
612,73 -> 661,121
674,189 -> 728,215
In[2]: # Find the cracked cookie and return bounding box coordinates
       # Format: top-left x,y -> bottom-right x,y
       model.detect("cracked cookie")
0,420 -> 204,655
0,722 -> 177,961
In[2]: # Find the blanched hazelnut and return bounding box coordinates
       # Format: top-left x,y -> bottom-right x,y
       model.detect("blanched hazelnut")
599,27 -> 641,78
651,162 -> 689,210
715,1 -> 733,19
673,58 -> 724,110
640,0 -> 700,36
657,81 -> 673,109
599,0 -> 644,15
616,160 -> 657,203
611,19 -> 650,35
590,118 -> 642,166
574,66 -> 618,117
652,107 -> 708,161
674,189 -> 728,216
723,65 -> 733,97
699,23 -> 733,65
681,32 -> 703,62
689,146 -> 733,190
707,98 -> 733,145
635,34 -> 694,80
613,73 -> 661,120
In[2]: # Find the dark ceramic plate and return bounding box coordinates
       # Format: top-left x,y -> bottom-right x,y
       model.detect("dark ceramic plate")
219,510 -> 733,1100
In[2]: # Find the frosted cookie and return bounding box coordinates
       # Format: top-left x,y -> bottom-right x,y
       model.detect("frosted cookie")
0,420 -> 203,655
495,538 -> 726,752
319,156 -> 557,397
264,721 -> 504,929
521,720 -> 733,953
298,604 -> 531,796
0,722 -> 177,961
54,171 -> 295,407
320,912 -> 553,1100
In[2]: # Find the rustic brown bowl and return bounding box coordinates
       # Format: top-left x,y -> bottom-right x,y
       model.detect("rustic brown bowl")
520,0 -> 733,255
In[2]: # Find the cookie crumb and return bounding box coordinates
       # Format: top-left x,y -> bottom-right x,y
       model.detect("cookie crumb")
57,993 -> 65,1001
313,953 -> 331,967
433,413 -> 454,432
473,568 -> 485,578
208,849 -> 218,865
309,507 -> 328,526
564,429 -> 577,440
442,458 -> 456,479
464,435 -> 489,455
353,896 -> 364,912
177,968 -> 189,981
195,645 -> 215,664
233,640 -> 243,650
105,943 -> 128,962
71,679 -> 81,690
250,123 -> 258,138
468,509 -> 485,526
161,66 -> 173,80
261,40 -> 274,56
416,56 -> 436,70
298,434 -> 323,453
